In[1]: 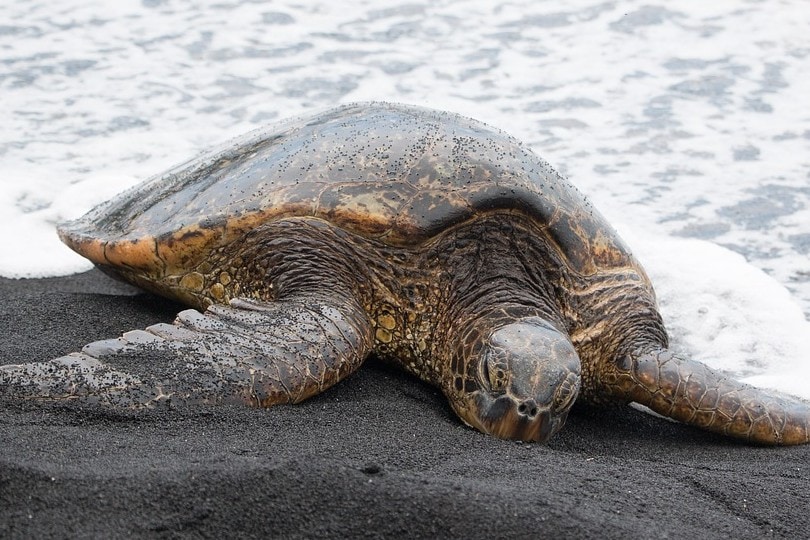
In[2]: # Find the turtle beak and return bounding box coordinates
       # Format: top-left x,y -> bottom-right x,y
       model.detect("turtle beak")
479,394 -> 567,442
452,393 -> 570,443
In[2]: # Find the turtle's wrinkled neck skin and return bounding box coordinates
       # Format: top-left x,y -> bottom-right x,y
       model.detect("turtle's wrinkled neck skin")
422,215 -> 583,439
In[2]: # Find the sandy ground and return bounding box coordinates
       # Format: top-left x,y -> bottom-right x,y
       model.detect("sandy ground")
1,269 -> 808,539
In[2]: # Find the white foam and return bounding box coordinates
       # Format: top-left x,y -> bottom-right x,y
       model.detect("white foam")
624,229 -> 810,400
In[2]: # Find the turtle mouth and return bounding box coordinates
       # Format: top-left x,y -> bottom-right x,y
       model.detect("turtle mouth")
455,393 -> 568,443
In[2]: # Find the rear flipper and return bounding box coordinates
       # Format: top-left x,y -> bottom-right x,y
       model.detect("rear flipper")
0,295 -> 373,409
604,348 -> 810,445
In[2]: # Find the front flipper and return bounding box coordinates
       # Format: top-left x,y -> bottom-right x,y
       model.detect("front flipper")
1,295 -> 373,409
603,349 -> 810,445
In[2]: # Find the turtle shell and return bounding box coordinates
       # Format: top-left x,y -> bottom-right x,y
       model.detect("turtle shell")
59,102 -> 632,276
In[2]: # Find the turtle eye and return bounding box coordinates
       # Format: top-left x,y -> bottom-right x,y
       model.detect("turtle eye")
551,372 -> 580,414
482,355 -> 508,393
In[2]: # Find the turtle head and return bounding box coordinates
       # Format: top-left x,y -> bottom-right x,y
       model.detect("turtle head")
446,320 -> 581,443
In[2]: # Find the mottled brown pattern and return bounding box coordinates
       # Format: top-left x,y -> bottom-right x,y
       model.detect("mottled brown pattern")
4,103 -> 809,445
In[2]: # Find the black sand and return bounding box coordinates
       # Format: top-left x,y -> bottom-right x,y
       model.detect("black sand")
1,270 -> 808,539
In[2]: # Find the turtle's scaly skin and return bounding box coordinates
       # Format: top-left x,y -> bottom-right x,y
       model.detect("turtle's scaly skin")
2,103 -> 809,444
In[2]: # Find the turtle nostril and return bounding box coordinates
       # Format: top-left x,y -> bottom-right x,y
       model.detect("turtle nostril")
517,399 -> 538,418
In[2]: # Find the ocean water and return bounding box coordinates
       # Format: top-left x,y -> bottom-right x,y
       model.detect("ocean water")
1,1 -> 808,398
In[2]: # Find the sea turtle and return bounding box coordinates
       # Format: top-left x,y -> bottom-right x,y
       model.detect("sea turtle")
2,102 -> 808,444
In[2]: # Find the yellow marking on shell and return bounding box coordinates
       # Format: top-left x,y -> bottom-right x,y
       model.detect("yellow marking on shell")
219,271 -> 232,285
375,328 -> 393,343
106,239 -> 147,267
179,272 -> 205,292
68,236 -> 161,273
210,282 -> 226,301
153,225 -> 220,271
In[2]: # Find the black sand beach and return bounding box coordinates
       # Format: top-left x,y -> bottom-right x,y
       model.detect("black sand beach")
1,269 -> 808,539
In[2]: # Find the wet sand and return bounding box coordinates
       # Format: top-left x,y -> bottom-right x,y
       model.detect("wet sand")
1,269 -> 808,538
